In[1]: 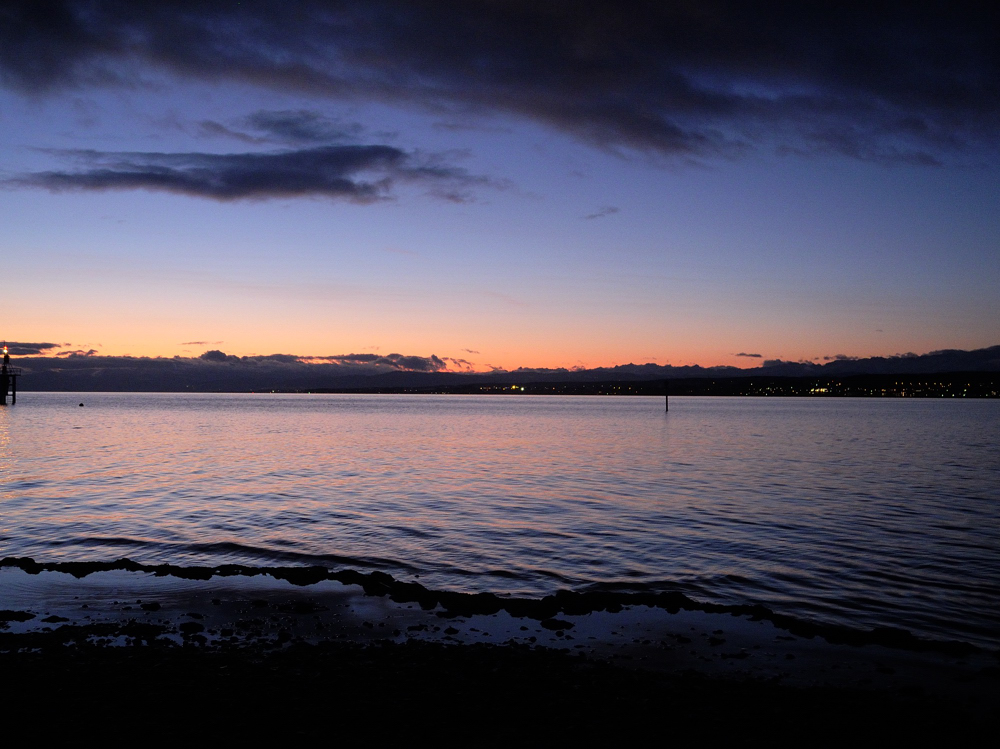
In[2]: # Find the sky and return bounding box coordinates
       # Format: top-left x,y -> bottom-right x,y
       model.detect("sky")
2,1 -> 998,372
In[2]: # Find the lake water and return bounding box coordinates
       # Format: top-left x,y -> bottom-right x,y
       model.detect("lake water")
1,393 -> 997,649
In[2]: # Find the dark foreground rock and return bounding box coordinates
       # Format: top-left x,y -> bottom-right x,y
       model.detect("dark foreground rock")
2,638 -> 992,741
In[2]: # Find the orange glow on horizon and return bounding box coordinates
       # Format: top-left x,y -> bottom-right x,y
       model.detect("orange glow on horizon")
6,322 -> 990,373
8,345 -> 883,373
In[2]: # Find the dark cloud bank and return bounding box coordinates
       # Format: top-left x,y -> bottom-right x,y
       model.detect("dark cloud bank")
2,1 -> 998,166
9,345 -> 1000,392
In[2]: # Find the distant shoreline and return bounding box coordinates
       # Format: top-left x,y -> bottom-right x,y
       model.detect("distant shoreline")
13,371 -> 1000,397
299,371 -> 999,398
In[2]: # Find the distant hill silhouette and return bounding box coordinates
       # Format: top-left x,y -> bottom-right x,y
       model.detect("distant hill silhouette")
7,344 -> 998,393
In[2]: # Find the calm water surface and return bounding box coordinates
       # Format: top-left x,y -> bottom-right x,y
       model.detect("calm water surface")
1,393 -> 997,648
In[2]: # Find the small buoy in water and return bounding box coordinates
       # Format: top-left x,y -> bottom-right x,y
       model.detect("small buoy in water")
79,403 -> 84,407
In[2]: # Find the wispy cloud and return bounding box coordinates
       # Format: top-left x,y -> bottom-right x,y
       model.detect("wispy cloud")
442,357 -> 475,371
196,110 -> 368,146
9,145 -> 490,202
244,110 -> 365,144
584,206 -> 619,220
303,352 -> 448,372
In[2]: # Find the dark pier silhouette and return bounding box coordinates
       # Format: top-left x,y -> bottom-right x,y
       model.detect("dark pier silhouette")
1,345 -> 20,405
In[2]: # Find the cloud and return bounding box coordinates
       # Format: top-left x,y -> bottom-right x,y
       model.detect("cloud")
200,349 -> 239,362
9,144 -> 488,202
432,121 -> 513,135
442,357 -> 475,371
245,110 -> 365,144
823,354 -> 859,361
11,350 -> 454,392
370,353 -> 446,372
196,120 -> 266,145
735,352 -> 762,358
196,110 -> 367,146
0,2 -> 995,164
462,348 -> 480,355
584,206 -> 619,220
180,340 -> 222,346
56,348 -> 99,357
3,341 -> 62,356
281,352 -> 450,372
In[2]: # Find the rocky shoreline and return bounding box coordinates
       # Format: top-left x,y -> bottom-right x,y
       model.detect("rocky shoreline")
3,562 -> 997,739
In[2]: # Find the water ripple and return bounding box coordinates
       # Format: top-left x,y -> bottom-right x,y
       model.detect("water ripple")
1,393 -> 998,649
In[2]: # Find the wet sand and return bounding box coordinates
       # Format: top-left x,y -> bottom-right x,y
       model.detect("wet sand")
2,562 -> 997,739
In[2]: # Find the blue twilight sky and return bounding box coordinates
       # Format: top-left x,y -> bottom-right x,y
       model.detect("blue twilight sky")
1,1 -> 998,371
